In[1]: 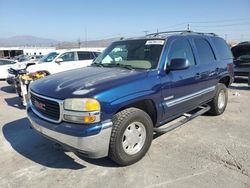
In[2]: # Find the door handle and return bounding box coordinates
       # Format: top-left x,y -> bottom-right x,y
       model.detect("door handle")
195,73 -> 202,79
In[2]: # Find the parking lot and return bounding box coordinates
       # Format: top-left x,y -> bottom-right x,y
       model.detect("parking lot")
0,80 -> 249,188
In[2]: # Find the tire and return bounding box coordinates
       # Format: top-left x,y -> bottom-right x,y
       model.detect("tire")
208,83 -> 228,115
109,107 -> 153,166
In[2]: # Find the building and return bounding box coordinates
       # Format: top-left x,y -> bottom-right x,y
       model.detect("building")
0,47 -> 56,58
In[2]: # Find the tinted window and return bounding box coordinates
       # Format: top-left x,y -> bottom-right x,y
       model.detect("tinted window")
39,52 -> 59,63
77,52 -> 92,60
194,38 -> 215,64
59,52 -> 75,62
0,60 -> 15,65
93,52 -> 101,58
168,39 -> 195,66
212,37 -> 233,60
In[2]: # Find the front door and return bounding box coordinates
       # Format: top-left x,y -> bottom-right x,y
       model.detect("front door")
57,52 -> 76,72
161,38 -> 202,122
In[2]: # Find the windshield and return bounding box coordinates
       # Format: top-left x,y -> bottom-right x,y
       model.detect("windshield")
93,39 -> 164,69
39,52 -> 59,63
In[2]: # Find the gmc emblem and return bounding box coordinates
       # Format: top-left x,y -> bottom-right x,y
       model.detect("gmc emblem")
34,100 -> 46,111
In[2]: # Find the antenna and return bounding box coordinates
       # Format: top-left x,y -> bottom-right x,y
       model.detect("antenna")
143,30 -> 149,36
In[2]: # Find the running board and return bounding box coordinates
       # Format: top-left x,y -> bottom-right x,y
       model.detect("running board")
153,105 -> 211,134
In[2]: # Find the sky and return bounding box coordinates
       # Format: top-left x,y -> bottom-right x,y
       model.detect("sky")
0,0 -> 250,42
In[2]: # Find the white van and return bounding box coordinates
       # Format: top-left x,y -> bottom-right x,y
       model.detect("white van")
26,48 -> 103,74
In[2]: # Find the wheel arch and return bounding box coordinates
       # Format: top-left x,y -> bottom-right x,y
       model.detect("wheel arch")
219,76 -> 231,87
115,99 -> 158,126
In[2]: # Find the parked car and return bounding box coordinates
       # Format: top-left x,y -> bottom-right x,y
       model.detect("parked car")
0,59 -> 17,79
27,31 -> 233,166
17,49 -> 102,106
6,55 -> 42,85
231,41 -> 250,85
26,49 -> 102,75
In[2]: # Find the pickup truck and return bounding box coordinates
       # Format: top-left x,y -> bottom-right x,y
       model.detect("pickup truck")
27,31 -> 234,166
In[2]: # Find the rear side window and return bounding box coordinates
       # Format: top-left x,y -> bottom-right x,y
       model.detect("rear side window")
212,37 -> 233,60
77,52 -> 92,60
59,52 -> 75,62
194,38 -> 215,64
168,39 -> 196,66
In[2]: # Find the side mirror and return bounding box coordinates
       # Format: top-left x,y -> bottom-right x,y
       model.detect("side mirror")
168,58 -> 190,71
55,58 -> 63,64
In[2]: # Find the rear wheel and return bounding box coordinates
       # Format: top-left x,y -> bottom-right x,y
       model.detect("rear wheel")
208,83 -> 228,115
109,108 -> 153,166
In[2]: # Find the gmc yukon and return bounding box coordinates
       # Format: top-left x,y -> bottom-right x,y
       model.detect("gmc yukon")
27,31 -> 234,166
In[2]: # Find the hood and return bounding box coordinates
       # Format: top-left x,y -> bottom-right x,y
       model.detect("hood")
231,43 -> 250,60
26,62 -> 51,73
12,62 -> 27,70
30,66 -> 148,99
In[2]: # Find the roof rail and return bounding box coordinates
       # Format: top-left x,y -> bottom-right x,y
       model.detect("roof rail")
146,30 -> 191,37
146,30 -> 217,37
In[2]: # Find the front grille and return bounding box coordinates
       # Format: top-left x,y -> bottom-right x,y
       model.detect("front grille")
30,92 -> 60,121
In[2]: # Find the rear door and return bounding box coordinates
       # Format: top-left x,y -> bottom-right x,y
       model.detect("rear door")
161,38 -> 201,121
192,37 -> 218,102
76,51 -> 94,68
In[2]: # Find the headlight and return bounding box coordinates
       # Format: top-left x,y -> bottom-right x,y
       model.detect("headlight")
64,98 -> 100,111
63,98 -> 101,124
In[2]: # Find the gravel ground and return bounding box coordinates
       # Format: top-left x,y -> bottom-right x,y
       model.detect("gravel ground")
0,80 -> 249,188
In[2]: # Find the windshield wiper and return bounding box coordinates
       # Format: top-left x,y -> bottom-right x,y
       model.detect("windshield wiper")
91,62 -> 103,67
102,63 -> 134,70
115,63 -> 134,70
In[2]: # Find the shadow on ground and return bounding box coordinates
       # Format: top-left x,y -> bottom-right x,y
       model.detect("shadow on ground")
5,96 -> 25,110
229,77 -> 250,91
0,85 -> 16,94
2,118 -> 86,170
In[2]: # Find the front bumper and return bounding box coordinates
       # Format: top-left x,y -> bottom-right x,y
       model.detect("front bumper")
234,66 -> 250,76
27,104 -> 113,158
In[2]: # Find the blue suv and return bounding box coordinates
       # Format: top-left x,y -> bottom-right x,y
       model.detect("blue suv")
27,31 -> 234,165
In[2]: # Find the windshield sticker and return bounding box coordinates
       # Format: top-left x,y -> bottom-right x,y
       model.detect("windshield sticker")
145,40 -> 165,45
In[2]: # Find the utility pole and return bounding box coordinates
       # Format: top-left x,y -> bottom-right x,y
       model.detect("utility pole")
77,37 -> 81,48
187,24 -> 190,31
224,34 -> 228,42
85,28 -> 87,47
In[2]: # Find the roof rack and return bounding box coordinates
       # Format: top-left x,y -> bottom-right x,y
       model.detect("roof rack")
146,30 -> 190,37
146,30 -> 217,37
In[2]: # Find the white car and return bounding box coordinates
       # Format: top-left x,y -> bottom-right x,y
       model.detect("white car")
0,59 -> 17,79
26,49 -> 103,75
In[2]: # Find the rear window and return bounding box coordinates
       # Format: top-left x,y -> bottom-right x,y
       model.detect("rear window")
77,52 -> 92,60
194,38 -> 216,64
212,37 -> 233,60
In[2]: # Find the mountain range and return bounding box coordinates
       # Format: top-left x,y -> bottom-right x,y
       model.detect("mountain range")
0,35 -> 118,48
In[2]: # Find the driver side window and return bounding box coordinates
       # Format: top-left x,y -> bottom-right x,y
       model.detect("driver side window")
59,52 -> 75,62
168,39 -> 195,66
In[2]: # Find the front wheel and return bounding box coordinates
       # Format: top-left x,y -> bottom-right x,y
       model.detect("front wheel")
208,83 -> 228,115
109,108 -> 153,166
